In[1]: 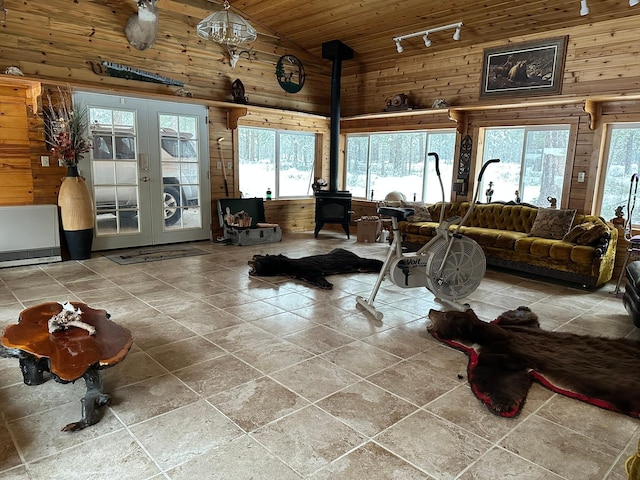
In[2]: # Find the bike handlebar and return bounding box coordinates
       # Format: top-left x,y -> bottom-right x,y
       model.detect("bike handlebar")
477,158 -> 500,185
428,152 -> 440,177
472,158 -> 500,205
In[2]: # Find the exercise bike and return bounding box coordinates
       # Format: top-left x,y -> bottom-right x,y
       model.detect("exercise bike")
356,153 -> 500,320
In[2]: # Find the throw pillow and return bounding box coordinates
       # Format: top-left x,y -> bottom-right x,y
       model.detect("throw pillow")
577,223 -> 608,245
529,208 -> 576,240
563,222 -> 593,243
401,201 -> 432,222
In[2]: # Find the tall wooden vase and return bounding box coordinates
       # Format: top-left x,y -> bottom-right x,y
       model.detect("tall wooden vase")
58,166 -> 94,260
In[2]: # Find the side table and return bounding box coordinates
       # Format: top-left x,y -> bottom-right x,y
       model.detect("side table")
1,302 -> 132,431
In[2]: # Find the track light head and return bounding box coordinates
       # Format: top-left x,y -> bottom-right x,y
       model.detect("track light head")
580,0 -> 589,15
395,39 -> 403,53
453,26 -> 461,41
423,34 -> 431,47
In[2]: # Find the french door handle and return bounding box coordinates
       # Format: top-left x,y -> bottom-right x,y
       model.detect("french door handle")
140,176 -> 150,182
139,153 -> 149,172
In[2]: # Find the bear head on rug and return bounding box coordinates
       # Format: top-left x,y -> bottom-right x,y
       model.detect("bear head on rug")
428,307 -> 640,418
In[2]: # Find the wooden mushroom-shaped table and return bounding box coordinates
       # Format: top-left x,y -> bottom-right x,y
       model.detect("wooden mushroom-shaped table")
1,302 -> 132,431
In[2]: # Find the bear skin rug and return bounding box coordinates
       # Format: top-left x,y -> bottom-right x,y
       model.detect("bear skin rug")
248,248 -> 383,289
428,306 -> 640,418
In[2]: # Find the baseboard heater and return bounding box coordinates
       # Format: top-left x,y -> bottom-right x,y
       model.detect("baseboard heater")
0,205 -> 62,268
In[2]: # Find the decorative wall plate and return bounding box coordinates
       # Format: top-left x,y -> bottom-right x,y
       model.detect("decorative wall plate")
276,55 -> 305,93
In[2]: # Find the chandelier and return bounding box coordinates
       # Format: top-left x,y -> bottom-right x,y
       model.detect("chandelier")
197,0 -> 256,66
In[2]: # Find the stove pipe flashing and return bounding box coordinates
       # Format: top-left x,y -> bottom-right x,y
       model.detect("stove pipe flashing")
322,40 -> 354,192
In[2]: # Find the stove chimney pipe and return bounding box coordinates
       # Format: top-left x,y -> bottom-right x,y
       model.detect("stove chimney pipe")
322,40 -> 354,192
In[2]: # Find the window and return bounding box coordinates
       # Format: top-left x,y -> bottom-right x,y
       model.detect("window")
238,127 -> 316,199
598,123 -> 640,222
345,130 -> 456,202
480,126 -> 570,205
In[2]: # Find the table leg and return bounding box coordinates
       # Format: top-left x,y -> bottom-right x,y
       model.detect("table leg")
18,353 -> 49,386
62,367 -> 111,432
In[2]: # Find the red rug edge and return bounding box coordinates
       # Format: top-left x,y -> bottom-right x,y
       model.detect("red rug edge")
428,327 -> 640,419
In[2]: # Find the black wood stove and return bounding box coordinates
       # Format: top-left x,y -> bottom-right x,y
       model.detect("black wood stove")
315,39 -> 354,239
314,190 -> 352,238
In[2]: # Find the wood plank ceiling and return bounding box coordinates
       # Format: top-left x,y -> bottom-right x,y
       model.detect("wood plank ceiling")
181,0 -> 640,74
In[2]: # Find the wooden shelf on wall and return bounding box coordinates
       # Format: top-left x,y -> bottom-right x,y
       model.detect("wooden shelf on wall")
0,76 -> 42,112
0,73 -> 328,131
341,93 -> 640,133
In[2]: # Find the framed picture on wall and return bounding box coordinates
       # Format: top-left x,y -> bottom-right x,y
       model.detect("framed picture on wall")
480,36 -> 568,98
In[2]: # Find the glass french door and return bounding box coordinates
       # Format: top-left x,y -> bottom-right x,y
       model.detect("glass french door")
74,92 -> 211,250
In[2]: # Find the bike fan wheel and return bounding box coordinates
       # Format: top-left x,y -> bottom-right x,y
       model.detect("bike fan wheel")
425,236 -> 486,301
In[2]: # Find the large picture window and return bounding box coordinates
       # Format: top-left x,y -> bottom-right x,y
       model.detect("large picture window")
238,127 -> 316,199
480,125 -> 570,205
598,123 -> 640,222
345,130 -> 456,202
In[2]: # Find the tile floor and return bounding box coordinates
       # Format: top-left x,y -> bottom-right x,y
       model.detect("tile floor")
0,232 -> 638,480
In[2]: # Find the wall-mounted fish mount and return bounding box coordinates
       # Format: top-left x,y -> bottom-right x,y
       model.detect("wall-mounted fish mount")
90,61 -> 183,87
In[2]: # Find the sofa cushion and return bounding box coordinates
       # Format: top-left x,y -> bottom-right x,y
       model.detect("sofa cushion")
428,202 -> 466,222
549,242 -> 573,261
529,208 -> 576,240
529,238 -> 556,257
570,245 -> 597,264
467,204 -> 538,233
461,227 -> 524,250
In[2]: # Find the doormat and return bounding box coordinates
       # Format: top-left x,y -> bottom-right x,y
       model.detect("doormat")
105,245 -> 210,265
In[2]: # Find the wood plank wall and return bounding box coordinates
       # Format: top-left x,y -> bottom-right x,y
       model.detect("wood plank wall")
0,0 -> 331,114
0,85 -> 34,205
340,17 -> 640,116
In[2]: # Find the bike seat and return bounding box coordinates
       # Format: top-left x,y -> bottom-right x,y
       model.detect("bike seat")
377,207 -> 415,221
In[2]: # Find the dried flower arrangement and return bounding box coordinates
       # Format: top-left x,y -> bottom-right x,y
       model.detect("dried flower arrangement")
44,88 -> 92,167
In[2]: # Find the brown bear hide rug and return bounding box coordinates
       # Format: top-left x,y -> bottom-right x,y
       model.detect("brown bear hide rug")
428,307 -> 640,418
248,248 -> 383,289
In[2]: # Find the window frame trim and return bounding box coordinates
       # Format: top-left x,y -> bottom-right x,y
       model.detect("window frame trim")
238,125 -> 318,199
476,120 -> 577,209
344,128 -> 457,202
594,121 -> 640,224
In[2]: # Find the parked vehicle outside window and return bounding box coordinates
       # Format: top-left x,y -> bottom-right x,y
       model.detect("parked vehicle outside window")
91,127 -> 199,226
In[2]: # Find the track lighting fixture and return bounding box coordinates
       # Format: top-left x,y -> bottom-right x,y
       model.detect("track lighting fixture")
392,22 -> 463,53
580,0 -> 589,15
